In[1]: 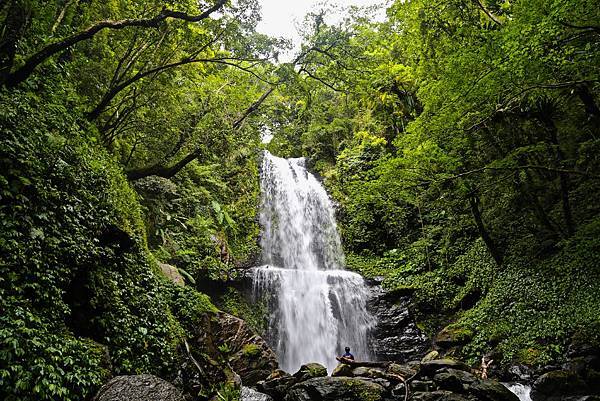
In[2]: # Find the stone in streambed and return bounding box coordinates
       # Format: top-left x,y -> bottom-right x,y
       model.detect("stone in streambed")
433,371 -> 465,393
241,386 -> 274,401
332,363 -> 354,377
411,390 -> 473,401
284,376 -> 385,401
256,371 -> 297,400
387,362 -> 418,377
213,312 -> 278,385
92,375 -> 184,401
419,359 -> 471,376
422,350 -> 440,363
468,380 -> 520,401
530,369 -> 589,401
292,363 -> 328,382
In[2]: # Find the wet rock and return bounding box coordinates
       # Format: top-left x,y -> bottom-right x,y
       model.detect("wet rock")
468,380 -> 520,401
434,326 -> 473,349
387,362 -> 418,378
367,287 -> 429,362
292,363 -> 328,382
284,376 -> 385,401
92,375 -> 184,401
256,372 -> 297,401
213,312 -> 278,385
351,366 -> 387,379
505,364 -> 533,382
331,363 -> 354,377
433,371 -> 465,393
422,350 -> 440,363
567,342 -> 598,359
419,359 -> 471,376
159,263 -> 184,286
411,380 -> 436,392
411,390 -> 473,401
444,368 -> 477,385
530,370 -> 589,401
241,386 -> 274,401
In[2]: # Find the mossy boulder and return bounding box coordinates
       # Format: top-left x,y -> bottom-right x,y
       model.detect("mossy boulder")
434,325 -> 474,349
210,312 -> 278,385
332,363 -> 354,377
256,372 -> 297,400
419,359 -> 471,376
468,380 -> 520,401
92,375 -> 184,401
292,363 -> 328,382
284,377 -> 385,401
351,366 -> 387,379
531,370 -> 589,401
432,372 -> 464,393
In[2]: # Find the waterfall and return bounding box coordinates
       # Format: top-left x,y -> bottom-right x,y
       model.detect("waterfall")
251,151 -> 375,373
503,383 -> 532,401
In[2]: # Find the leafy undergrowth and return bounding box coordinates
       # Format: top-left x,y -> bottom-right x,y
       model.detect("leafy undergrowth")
346,222 -> 600,367
0,90 -> 221,400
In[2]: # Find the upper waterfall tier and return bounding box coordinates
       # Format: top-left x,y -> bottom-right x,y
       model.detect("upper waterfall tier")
259,152 -> 344,271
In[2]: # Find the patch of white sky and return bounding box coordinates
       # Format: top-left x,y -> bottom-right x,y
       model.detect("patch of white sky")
256,0 -> 387,143
256,0 -> 387,60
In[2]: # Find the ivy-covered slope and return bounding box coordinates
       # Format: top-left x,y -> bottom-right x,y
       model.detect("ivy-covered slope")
0,90 -> 238,400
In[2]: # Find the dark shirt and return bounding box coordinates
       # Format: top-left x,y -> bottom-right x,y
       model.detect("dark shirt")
342,352 -> 354,360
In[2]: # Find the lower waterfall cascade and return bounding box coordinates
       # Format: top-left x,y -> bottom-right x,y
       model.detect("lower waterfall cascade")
251,151 -> 376,373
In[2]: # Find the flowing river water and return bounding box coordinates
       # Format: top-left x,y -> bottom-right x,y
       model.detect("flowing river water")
251,151 -> 376,373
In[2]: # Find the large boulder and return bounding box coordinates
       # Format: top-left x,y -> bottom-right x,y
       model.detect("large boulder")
284,376 -> 385,401
419,359 -> 472,377
411,390 -> 473,401
93,375 -> 184,401
530,370 -> 589,401
256,371 -> 297,400
213,312 -> 278,385
433,371 -> 465,393
468,380 -> 520,401
292,363 -> 328,382
331,363 -> 354,377
351,366 -> 387,379
241,386 -> 274,401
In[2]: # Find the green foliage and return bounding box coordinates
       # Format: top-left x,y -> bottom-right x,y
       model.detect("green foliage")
218,288 -> 268,335
266,0 -> 600,368
0,89 -> 225,400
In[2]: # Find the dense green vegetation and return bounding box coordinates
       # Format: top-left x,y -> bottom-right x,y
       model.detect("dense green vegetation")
1,0 -> 599,399
267,0 -> 600,366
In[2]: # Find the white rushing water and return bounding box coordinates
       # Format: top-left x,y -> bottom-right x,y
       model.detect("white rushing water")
252,151 -> 375,373
503,383 -> 532,401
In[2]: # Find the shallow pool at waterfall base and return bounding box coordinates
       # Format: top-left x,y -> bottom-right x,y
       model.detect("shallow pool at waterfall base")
502,382 -> 533,401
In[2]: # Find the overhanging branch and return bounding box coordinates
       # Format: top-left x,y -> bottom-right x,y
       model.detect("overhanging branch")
3,0 -> 227,87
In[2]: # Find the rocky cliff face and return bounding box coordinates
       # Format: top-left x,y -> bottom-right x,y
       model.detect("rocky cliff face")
366,283 -> 430,363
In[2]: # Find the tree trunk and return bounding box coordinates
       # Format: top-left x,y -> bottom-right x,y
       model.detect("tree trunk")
469,194 -> 503,265
538,114 -> 575,236
0,0 -> 31,84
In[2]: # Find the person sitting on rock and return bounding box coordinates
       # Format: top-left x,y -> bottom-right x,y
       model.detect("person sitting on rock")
341,347 -> 354,361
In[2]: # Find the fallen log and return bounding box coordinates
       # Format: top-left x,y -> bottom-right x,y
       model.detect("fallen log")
335,357 -> 391,368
